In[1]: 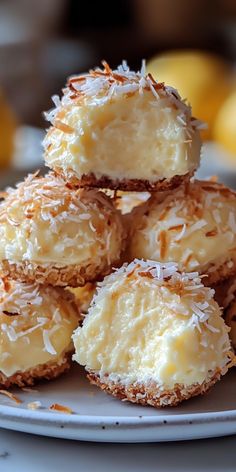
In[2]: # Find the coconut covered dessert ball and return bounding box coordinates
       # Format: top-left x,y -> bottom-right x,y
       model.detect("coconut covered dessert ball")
44,61 -> 202,192
73,260 -> 232,408
0,278 -> 79,388
68,283 -> 96,314
0,173 -> 125,287
128,180 -> 236,285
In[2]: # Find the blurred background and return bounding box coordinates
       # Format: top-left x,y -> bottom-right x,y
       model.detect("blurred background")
1,0 -> 236,186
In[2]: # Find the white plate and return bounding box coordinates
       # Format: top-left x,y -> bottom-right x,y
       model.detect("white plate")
1,148 -> 236,444
0,365 -> 235,443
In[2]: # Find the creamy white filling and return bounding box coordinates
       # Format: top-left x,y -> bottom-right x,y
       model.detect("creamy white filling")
73,261 -> 231,389
44,92 -> 201,181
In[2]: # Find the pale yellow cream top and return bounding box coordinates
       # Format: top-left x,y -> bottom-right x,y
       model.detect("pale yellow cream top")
44,62 -> 201,182
0,173 -> 124,266
128,180 -> 236,273
73,260 -> 231,389
0,280 -> 79,377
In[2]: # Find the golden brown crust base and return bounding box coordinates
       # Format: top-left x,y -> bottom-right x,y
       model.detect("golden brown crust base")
87,370 -> 221,408
0,258 -> 121,288
203,256 -> 236,287
54,169 -> 194,192
0,352 -> 72,389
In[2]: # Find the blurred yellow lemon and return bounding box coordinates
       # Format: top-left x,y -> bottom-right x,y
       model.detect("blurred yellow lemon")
147,51 -> 232,139
0,90 -> 17,168
214,89 -> 236,158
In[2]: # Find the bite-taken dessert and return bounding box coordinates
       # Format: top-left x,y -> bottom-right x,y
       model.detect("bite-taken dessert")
128,180 -> 236,285
73,260 -> 232,408
44,61 -> 202,192
0,278 -> 79,388
0,172 -> 125,287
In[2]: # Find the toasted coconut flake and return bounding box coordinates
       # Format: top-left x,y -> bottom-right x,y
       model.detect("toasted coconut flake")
0,390 -> 22,404
54,120 -> 74,134
159,231 -> 167,259
209,175 -> 219,182
49,403 -> 73,414
174,223 -> 187,242
2,278 -> 11,293
101,60 -> 112,75
139,271 -> 155,279
169,224 -> 185,231
205,229 -> 218,237
156,207 -> 170,221
2,310 -> 20,317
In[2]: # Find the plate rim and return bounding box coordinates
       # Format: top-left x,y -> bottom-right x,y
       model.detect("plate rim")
1,404 -> 236,427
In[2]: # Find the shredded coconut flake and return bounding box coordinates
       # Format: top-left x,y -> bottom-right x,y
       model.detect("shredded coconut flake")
184,219 -> 207,237
174,223 -> 187,242
43,330 -> 57,355
205,323 -> 220,333
49,403 -> 73,414
0,390 -> 22,404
